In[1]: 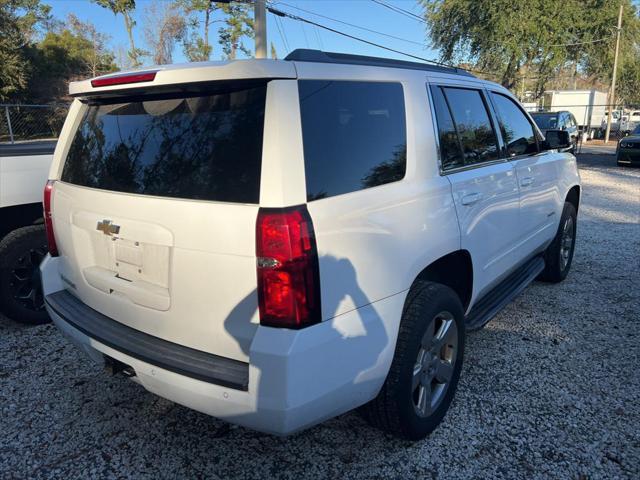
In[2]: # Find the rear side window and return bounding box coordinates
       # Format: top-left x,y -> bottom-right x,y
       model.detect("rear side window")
441,87 -> 500,166
491,93 -> 538,157
298,80 -> 406,201
430,86 -> 463,171
61,83 -> 267,203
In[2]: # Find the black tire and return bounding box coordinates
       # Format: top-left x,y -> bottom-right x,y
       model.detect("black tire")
0,225 -> 51,325
361,281 -> 465,440
538,202 -> 577,283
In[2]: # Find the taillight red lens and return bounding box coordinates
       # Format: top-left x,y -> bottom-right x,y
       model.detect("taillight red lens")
43,180 -> 58,257
256,206 -> 321,329
91,71 -> 157,88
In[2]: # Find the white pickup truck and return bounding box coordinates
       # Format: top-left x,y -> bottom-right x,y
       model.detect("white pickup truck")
0,141 -> 54,324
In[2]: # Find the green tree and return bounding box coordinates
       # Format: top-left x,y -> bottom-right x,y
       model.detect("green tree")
0,0 -> 50,101
421,0 -> 640,100
420,0 -> 586,90
67,14 -> 118,77
616,56 -> 640,105
578,1 -> 640,105
92,0 -> 142,67
143,1 -> 185,65
23,16 -> 117,103
180,0 -> 221,61
218,2 -> 253,60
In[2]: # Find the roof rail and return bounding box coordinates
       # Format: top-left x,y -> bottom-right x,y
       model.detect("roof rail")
284,49 -> 475,77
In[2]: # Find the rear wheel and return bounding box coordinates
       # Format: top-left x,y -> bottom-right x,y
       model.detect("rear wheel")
361,281 -> 465,440
0,225 -> 50,324
538,202 -> 577,283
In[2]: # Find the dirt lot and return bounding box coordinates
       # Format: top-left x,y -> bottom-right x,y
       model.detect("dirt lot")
1,153 -> 639,479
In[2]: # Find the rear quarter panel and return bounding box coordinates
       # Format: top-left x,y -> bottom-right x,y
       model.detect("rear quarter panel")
292,66 -> 461,322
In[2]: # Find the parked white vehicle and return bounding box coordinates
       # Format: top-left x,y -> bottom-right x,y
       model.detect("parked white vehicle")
626,110 -> 640,133
41,50 -> 580,439
0,141 -> 55,324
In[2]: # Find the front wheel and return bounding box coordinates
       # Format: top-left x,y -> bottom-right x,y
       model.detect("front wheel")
0,225 -> 51,324
361,281 -> 465,440
538,202 -> 577,283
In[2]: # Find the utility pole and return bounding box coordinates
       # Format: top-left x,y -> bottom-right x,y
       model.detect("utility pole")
604,3 -> 623,143
254,0 -> 267,59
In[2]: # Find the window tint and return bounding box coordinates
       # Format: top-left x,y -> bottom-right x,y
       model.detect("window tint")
442,87 -> 500,165
491,93 -> 538,157
298,80 -> 406,201
61,83 -> 267,203
531,113 -> 559,130
430,86 -> 463,170
558,114 -> 566,129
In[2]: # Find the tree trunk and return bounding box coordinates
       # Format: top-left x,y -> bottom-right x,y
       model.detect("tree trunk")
204,8 -> 210,60
124,13 -> 139,66
501,54 -> 517,89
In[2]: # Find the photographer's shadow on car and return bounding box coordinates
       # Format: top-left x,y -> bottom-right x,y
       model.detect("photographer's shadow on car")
223,254 -> 390,438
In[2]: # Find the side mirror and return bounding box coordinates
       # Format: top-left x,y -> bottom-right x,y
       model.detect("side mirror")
543,130 -> 571,150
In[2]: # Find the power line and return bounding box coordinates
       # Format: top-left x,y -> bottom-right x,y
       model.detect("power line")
266,5 -> 465,70
370,0 -> 613,50
271,1 -> 425,47
274,13 -> 290,52
370,0 -> 426,23
548,36 -> 614,47
268,5 -> 508,79
313,25 -> 324,49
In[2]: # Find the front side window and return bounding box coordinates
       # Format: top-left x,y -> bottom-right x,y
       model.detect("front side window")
298,80 -> 407,201
491,92 -> 538,157
442,87 -> 500,166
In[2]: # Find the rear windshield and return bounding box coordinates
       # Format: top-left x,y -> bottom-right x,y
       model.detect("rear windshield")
61,83 -> 267,203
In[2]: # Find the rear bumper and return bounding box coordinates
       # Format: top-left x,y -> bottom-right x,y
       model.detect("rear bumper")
45,290 -> 249,390
41,256 -> 403,435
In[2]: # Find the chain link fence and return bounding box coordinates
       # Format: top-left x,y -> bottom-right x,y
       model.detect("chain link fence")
0,104 -> 69,144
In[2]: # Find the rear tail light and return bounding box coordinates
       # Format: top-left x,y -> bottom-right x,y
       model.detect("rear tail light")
256,206 -> 321,329
43,180 -> 58,257
91,71 -> 157,88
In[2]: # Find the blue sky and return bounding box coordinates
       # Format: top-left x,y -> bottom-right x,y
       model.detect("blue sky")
46,0 -> 438,67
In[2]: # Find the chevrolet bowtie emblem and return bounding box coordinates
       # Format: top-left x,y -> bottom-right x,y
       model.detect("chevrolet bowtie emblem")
96,219 -> 120,236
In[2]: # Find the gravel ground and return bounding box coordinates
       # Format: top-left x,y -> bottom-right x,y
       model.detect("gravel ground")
1,154 -> 639,479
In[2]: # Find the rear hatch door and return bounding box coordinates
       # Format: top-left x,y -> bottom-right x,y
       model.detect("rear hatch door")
51,80 -> 271,362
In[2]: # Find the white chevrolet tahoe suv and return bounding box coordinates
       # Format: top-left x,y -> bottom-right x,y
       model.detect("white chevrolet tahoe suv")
41,50 -> 580,440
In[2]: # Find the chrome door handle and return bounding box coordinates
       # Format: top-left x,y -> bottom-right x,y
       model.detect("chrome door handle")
520,176 -> 534,187
461,192 -> 482,206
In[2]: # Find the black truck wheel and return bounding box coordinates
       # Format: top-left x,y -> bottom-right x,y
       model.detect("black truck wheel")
0,225 -> 51,325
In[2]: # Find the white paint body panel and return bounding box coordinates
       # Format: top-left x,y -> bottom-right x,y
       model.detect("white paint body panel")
447,162 -> 521,301
0,153 -> 51,208
41,58 -> 581,435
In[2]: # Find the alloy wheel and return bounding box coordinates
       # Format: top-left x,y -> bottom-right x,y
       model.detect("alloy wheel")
412,311 -> 458,418
559,216 -> 574,271
8,245 -> 47,312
